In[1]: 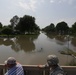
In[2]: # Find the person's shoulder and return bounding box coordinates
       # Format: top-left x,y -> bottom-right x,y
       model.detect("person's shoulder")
16,63 -> 23,67
55,69 -> 64,75
56,70 -> 66,75
57,73 -> 64,75
16,63 -> 24,71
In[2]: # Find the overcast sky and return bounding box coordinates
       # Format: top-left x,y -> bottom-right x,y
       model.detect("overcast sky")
0,0 -> 76,28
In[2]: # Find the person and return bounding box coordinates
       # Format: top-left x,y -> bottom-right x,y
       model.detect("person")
46,54 -> 65,75
4,57 -> 24,75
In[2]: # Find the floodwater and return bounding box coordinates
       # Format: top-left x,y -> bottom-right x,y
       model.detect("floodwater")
0,32 -> 76,66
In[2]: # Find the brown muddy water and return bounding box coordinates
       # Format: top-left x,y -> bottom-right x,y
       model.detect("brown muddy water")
0,32 -> 76,66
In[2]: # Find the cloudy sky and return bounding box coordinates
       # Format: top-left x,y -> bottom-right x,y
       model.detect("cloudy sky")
0,0 -> 76,28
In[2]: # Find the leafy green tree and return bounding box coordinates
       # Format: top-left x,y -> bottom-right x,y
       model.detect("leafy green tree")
42,23 -> 55,33
49,23 -> 55,32
68,27 -> 73,35
1,27 -> 13,36
0,22 -> 2,28
6,24 -> 12,29
56,21 -> 69,35
0,22 -> 3,34
16,15 -> 40,34
10,15 -> 20,29
72,22 -> 76,34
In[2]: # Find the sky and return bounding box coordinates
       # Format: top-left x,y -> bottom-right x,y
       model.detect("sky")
0,0 -> 76,28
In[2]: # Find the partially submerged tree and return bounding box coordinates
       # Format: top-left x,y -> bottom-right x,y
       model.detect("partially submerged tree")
42,23 -> 55,33
56,21 -> 69,35
0,22 -> 3,34
10,15 -> 20,29
1,27 -> 13,37
15,15 -> 40,34
0,22 -> 2,28
72,22 -> 76,34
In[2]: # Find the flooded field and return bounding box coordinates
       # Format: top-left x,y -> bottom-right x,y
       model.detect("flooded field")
0,32 -> 76,66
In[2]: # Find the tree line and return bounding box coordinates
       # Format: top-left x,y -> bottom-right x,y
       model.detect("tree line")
0,15 -> 40,36
0,14 -> 76,36
42,21 -> 76,35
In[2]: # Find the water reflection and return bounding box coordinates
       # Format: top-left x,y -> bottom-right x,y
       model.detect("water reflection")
3,39 -> 13,46
0,38 -> 13,46
46,34 -> 68,45
12,35 -> 38,52
0,34 -> 39,52
71,37 -> 76,46
55,35 -> 67,42
47,34 -> 74,46
66,57 -> 76,66
0,38 -> 4,45
46,34 -> 55,39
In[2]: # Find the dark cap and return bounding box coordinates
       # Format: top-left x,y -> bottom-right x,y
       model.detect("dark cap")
5,57 -> 16,65
47,55 -> 59,65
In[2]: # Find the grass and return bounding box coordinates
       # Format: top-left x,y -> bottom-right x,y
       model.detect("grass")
59,48 -> 76,66
59,48 -> 76,56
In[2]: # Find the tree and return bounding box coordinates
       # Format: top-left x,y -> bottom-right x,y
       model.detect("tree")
0,22 -> 2,28
56,21 -> 69,35
10,15 -> 20,29
49,23 -> 55,32
0,22 -> 3,34
1,27 -> 13,36
72,22 -> 76,34
42,23 -> 55,33
16,15 -> 40,34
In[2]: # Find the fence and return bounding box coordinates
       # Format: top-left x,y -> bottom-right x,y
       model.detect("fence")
0,64 -> 76,75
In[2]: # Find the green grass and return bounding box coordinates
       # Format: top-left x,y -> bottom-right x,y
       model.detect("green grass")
59,48 -> 76,56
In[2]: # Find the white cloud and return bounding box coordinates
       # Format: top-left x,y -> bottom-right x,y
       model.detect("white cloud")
41,0 -> 45,3
50,0 -> 55,3
19,2 -> 30,10
49,0 -> 74,5
58,0 -> 66,3
18,0 -> 37,11
58,0 -> 74,5
29,0 -> 37,11
18,0 -> 47,11
68,0 -> 74,5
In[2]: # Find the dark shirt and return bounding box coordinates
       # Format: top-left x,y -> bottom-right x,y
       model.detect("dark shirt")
49,65 -> 64,75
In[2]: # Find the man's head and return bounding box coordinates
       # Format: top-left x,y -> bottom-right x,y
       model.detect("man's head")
5,57 -> 16,68
47,55 -> 59,67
